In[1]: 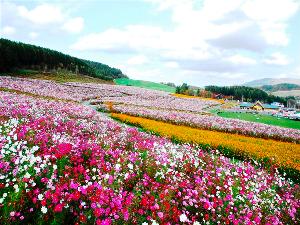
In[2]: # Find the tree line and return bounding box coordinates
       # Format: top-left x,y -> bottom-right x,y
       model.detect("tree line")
175,83 -> 294,105
0,38 -> 127,81
205,85 -> 295,105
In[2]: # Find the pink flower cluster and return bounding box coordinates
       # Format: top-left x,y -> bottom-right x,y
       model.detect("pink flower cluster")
0,91 -> 299,224
0,76 -> 169,102
110,104 -> 300,142
0,76 -> 218,112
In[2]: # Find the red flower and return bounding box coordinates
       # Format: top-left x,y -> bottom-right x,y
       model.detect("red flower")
94,208 -> 103,217
57,143 -> 72,156
41,199 -> 47,206
79,214 -> 86,223
141,196 -> 148,207
204,214 -> 209,221
54,204 -> 63,212
73,191 -> 81,201
203,202 -> 209,210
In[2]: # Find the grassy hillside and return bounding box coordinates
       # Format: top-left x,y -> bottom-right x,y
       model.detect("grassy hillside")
244,78 -> 300,87
4,69 -> 113,84
272,90 -> 300,97
114,78 -> 176,93
217,111 -> 300,130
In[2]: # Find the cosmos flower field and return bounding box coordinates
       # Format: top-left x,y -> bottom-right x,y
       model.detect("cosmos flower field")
107,104 -> 300,143
0,77 -> 300,224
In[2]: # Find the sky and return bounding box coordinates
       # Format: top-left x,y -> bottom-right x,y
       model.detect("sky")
1,0 -> 300,86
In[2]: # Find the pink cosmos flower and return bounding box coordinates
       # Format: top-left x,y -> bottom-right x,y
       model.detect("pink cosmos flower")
158,212 -> 164,219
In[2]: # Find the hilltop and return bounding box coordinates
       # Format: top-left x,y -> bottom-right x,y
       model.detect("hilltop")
244,78 -> 300,87
0,38 -> 127,81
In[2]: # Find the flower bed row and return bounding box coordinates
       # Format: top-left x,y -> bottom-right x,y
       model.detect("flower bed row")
110,113 -> 300,181
107,104 -> 300,143
0,76 -> 218,113
0,91 -> 299,224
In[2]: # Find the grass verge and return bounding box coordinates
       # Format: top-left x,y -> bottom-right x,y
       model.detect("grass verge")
2,69 -> 113,84
217,111 -> 300,130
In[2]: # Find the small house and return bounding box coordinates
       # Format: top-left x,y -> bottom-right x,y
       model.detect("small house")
239,102 -> 252,109
251,101 -> 264,110
239,101 -> 279,111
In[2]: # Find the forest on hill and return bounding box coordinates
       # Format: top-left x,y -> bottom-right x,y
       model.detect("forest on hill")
205,85 -> 293,104
175,83 -> 294,105
0,38 -> 127,81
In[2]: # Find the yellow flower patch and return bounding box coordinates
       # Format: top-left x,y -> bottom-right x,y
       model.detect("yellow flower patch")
172,93 -> 223,103
111,113 -> 300,171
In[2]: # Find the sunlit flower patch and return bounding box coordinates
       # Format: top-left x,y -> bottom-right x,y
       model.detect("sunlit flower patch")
0,91 -> 299,224
111,113 -> 300,177
109,104 -> 300,143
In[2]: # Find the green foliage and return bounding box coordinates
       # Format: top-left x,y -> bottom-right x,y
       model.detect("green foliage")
175,83 -> 195,95
84,60 -> 126,80
0,38 -> 127,81
205,85 -> 292,104
114,78 -> 176,93
217,111 -> 300,130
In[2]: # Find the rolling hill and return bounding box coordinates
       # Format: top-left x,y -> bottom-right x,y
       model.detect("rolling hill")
261,83 -> 300,92
114,78 -> 176,93
244,78 -> 300,87
0,38 -> 127,81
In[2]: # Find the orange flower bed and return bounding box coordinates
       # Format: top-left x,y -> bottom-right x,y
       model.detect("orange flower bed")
111,113 -> 300,171
172,93 -> 224,103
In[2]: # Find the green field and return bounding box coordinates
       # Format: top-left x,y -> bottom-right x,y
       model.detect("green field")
114,78 -> 176,93
217,111 -> 300,130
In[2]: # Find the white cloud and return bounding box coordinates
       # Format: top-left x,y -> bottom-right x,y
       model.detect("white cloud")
165,61 -> 179,68
127,55 -> 148,65
1,26 -> 16,35
71,25 -> 165,51
263,52 -> 290,65
70,0 -> 298,83
18,4 -> 64,25
62,17 -> 84,33
225,54 -> 257,65
72,0 -> 299,56
10,3 -> 84,34
242,0 -> 299,22
29,32 -> 39,39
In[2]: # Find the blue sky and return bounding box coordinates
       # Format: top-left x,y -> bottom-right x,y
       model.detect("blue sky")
1,0 -> 300,86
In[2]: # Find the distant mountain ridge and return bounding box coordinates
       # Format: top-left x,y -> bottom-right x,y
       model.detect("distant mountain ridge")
244,78 -> 300,87
261,83 -> 300,92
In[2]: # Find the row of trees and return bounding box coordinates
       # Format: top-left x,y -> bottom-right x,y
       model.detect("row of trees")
205,85 -> 293,104
175,83 -> 294,105
0,38 -> 127,80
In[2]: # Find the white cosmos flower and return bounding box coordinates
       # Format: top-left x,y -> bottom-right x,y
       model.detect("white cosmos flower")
151,220 -> 159,225
128,163 -> 133,170
180,213 -> 188,222
38,194 -> 43,200
41,206 -> 47,214
115,163 -> 121,170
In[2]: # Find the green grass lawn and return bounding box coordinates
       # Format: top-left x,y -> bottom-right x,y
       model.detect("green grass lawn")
217,111 -> 300,130
114,78 -> 176,93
